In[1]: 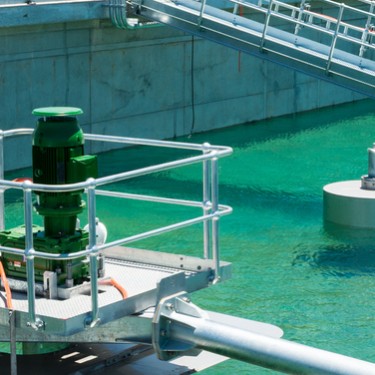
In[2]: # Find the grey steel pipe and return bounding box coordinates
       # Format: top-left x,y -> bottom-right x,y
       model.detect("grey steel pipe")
170,316 -> 375,374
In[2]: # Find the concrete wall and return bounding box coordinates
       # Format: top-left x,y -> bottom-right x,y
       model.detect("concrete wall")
0,17 -> 363,171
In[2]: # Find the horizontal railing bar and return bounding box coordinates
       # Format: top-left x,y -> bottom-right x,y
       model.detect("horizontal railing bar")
94,152 -> 222,186
0,128 -> 232,154
1,128 -> 33,137
96,189 -> 208,208
84,133 -> 231,152
99,208 -> 232,251
96,188 -> 232,212
0,130 -> 232,191
235,0 -> 375,20
0,153 -> 220,191
0,244 -> 90,259
0,205 -> 232,260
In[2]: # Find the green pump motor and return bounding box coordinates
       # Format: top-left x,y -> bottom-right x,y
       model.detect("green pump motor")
32,107 -> 97,237
0,107 -> 98,288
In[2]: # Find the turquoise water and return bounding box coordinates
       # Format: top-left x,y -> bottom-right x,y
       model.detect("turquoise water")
93,98 -> 375,373
3,99 -> 375,372
189,100 -> 375,374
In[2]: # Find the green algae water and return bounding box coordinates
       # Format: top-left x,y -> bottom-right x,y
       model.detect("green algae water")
2,99 -> 375,372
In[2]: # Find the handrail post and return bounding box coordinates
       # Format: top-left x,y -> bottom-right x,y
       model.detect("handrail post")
202,143 -> 212,259
210,155 -> 220,283
86,178 -> 100,327
294,0 -> 307,35
326,3 -> 345,74
197,0 -> 207,27
359,26 -> 370,57
23,183 -> 39,329
359,2 -> 374,57
260,0 -> 274,51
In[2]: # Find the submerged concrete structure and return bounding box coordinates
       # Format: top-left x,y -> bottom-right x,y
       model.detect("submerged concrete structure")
0,1 -> 365,170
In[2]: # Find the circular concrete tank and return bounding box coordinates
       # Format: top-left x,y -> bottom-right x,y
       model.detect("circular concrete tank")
323,180 -> 375,228
324,144 -> 375,229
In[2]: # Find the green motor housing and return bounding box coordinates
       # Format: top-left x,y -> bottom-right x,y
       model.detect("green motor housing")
0,107 -> 98,287
32,109 -> 97,237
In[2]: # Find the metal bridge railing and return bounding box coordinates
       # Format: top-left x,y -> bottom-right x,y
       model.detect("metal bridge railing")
116,0 -> 375,98
116,0 -> 375,58
237,0 -> 375,59
0,128 -> 232,328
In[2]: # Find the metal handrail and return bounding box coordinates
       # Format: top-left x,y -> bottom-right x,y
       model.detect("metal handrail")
231,0 -> 375,58
124,0 -> 374,97
0,128 -> 232,328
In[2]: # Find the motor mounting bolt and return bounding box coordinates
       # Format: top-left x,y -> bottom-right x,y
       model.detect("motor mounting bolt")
165,302 -> 174,311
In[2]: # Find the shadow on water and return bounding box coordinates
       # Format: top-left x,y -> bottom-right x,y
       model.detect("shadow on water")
293,222 -> 375,277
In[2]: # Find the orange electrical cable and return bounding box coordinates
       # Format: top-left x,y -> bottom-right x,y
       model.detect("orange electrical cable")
98,277 -> 128,299
0,260 -> 13,309
12,177 -> 32,183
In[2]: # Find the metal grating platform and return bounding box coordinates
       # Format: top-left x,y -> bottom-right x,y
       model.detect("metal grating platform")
0,246 -> 231,338
1,260 -> 176,318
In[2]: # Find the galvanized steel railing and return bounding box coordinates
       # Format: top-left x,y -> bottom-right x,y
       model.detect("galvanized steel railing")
113,0 -> 375,98
4,129 -> 375,375
242,0 -> 375,60
0,128 -> 232,328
